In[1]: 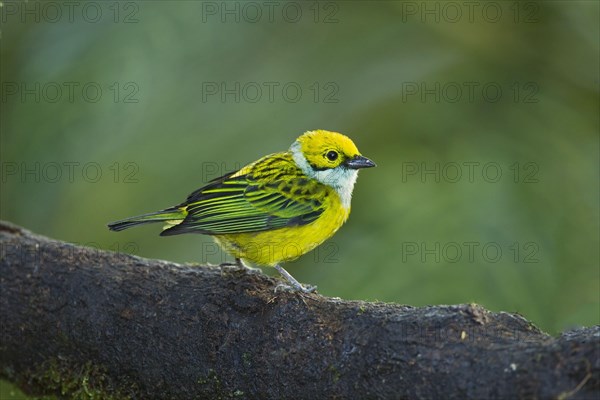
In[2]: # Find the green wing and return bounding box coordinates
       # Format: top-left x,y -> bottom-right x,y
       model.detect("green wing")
160,154 -> 326,236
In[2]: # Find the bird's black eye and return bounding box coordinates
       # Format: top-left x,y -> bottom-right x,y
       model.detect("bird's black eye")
326,151 -> 338,161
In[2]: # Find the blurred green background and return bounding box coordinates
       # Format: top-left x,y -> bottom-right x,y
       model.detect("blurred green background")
1,0 -> 599,397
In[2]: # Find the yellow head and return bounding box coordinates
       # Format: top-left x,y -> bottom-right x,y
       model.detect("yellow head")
290,130 -> 375,208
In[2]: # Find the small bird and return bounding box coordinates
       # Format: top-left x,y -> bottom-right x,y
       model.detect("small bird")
108,130 -> 375,292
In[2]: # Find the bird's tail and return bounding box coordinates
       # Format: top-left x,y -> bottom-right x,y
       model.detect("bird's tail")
107,207 -> 187,232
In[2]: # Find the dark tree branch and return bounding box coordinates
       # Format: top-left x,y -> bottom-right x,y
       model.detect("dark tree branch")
0,220 -> 598,399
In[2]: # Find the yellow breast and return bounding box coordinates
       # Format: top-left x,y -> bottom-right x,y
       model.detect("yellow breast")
214,188 -> 350,266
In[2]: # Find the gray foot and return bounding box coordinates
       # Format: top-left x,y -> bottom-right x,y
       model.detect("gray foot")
274,265 -> 317,293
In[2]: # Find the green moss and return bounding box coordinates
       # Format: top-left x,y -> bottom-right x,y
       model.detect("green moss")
328,365 -> 341,383
197,369 -> 245,399
197,368 -> 224,397
18,358 -> 136,400
0,380 -> 40,400
242,353 -> 252,368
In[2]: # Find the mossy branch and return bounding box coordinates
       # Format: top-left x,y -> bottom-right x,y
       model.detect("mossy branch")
0,221 -> 598,399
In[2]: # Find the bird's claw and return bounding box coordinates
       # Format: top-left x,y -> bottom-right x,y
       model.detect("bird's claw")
220,262 -> 261,275
274,282 -> 317,293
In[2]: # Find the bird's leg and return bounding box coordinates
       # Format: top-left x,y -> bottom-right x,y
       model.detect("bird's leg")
220,258 -> 260,274
274,264 -> 316,293
235,258 -> 262,272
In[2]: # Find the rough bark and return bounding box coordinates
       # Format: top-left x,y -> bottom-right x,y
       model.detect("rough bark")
0,220 -> 598,399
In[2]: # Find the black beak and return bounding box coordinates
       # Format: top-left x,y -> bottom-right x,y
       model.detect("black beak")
345,155 -> 376,169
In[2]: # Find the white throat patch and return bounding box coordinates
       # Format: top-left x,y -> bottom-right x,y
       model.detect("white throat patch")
290,141 -> 358,209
